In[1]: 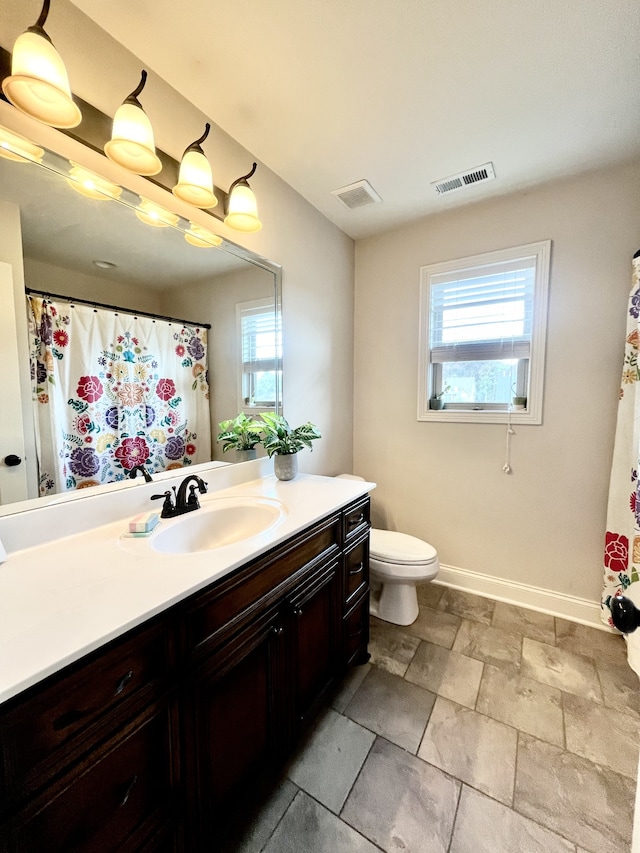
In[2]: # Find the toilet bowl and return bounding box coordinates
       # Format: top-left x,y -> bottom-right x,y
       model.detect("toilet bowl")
336,474 -> 440,626
370,529 -> 439,626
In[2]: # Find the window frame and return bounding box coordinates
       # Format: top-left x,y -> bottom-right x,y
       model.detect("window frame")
417,240 -> 551,425
236,296 -> 282,414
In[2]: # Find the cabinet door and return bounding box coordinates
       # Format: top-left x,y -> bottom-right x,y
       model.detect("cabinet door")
183,606 -> 286,845
288,560 -> 341,730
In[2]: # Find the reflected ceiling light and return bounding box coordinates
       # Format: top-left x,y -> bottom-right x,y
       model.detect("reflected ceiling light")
224,163 -> 262,232
2,0 -> 81,129
93,260 -> 117,270
135,197 -> 179,228
184,222 -> 223,248
104,70 -> 162,176
173,123 -> 217,209
0,125 -> 44,163
67,162 -> 122,201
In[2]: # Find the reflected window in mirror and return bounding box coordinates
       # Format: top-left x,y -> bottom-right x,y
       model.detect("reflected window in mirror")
237,298 -> 282,413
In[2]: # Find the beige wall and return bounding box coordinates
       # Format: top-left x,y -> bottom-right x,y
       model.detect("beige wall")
354,161 -> 640,604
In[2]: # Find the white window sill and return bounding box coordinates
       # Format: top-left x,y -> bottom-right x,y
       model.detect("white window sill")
418,408 -> 541,425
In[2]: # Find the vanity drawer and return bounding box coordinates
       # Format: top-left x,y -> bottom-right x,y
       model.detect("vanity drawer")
343,592 -> 370,667
0,619 -> 171,807
343,497 -> 370,545
185,514 -> 341,659
5,702 -> 176,853
343,535 -> 369,606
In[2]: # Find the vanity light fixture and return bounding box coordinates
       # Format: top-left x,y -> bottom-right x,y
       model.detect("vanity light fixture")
135,197 -> 179,228
0,125 -> 44,164
224,163 -> 262,232
1,0 -> 81,129
173,123 -> 218,209
104,71 -> 162,177
184,222 -> 223,248
67,162 -> 122,201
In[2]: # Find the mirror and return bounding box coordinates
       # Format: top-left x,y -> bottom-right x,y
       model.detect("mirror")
0,121 -> 282,514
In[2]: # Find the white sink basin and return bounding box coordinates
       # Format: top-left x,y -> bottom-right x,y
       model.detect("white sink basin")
150,496 -> 286,555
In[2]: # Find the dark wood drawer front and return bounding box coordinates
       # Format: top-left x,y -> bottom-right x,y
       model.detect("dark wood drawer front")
344,593 -> 370,666
8,704 -> 175,853
343,537 -> 369,606
186,515 -> 341,658
0,620 -> 170,806
343,498 -> 370,544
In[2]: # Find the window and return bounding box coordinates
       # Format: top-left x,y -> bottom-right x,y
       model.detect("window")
418,241 -> 550,424
237,297 -> 282,411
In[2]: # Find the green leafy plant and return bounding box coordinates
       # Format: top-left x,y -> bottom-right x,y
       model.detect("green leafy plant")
217,413 -> 264,453
260,413 -> 321,457
432,384 -> 451,400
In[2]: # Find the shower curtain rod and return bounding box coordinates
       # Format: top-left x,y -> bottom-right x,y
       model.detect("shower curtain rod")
25,288 -> 212,330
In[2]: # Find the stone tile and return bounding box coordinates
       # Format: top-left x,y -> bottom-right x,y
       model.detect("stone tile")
342,737 -> 460,853
368,617 -> 420,676
563,692 -> 640,779
345,666 -> 436,754
491,601 -> 556,644
262,790 -> 380,853
286,708 -> 375,813
220,778 -> 298,853
515,733 -> 635,853
449,785 -> 575,853
597,660 -> 640,719
437,588 -> 495,625
330,663 -> 371,713
452,619 -> 522,669
417,697 -> 517,805
521,638 -> 604,702
555,618 -> 628,666
476,664 -> 564,746
405,641 -> 484,709
417,581 -> 445,609
405,607 -> 461,649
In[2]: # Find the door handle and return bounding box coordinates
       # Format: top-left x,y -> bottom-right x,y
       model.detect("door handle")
4,455 -> 22,467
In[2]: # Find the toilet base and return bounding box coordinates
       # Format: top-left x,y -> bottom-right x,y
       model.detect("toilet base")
370,580 -> 419,626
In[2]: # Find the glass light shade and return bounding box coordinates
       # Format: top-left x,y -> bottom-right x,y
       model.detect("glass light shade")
184,222 -> 223,248
66,162 -> 122,201
2,30 -> 81,128
224,184 -> 262,232
173,149 -> 217,208
0,125 -> 44,163
135,198 -> 179,228
104,102 -> 162,176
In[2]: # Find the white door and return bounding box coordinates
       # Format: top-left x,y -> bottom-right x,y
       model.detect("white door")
0,262 -> 29,504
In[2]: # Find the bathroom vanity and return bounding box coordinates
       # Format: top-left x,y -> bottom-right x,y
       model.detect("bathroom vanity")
0,472 -> 371,851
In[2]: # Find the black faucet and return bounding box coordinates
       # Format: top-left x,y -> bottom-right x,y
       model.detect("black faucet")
151,474 -> 208,518
129,464 -> 153,483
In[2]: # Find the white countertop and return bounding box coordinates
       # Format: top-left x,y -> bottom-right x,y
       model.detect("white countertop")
0,473 -> 373,705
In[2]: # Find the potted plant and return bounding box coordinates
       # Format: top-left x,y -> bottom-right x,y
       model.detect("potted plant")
429,385 -> 450,410
217,413 -> 264,462
260,413 -> 321,480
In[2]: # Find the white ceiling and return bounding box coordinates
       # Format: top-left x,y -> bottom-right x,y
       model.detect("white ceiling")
68,0 -> 640,240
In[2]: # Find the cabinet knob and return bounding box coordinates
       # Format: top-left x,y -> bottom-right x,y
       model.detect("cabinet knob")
271,625 -> 284,636
293,607 -> 303,618
3,454 -> 22,467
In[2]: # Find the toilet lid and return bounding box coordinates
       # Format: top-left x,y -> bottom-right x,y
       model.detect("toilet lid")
370,529 -> 438,566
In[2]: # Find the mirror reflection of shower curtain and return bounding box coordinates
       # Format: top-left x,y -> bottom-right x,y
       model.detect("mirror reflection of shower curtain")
26,295 -> 211,495
602,251 -> 640,626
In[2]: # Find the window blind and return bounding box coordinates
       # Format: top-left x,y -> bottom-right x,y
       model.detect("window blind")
241,304 -> 279,372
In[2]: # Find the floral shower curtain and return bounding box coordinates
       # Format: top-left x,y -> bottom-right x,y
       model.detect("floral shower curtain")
27,295 -> 211,495
602,251 -> 640,626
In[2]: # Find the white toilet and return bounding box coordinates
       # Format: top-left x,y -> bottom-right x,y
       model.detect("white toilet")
337,475 -> 440,626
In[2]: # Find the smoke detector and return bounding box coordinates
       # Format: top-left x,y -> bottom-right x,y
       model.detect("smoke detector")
331,179 -> 382,210
432,162 -> 496,196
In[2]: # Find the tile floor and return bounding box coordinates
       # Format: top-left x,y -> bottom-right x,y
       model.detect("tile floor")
223,585 -> 640,853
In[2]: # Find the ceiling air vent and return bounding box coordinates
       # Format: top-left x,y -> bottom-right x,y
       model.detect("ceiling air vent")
432,162 -> 496,196
331,179 -> 382,210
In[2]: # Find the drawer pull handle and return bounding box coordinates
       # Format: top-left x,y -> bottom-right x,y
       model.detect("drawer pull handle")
347,513 -> 365,529
119,775 -> 138,808
53,707 -> 90,731
348,562 -> 364,576
271,626 -> 284,636
114,670 -> 134,696
348,622 -> 363,638
293,607 -> 303,618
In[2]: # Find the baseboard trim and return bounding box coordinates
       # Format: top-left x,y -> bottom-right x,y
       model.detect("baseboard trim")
435,563 -> 609,631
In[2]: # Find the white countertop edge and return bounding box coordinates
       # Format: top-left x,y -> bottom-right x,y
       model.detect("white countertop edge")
0,473 -> 374,705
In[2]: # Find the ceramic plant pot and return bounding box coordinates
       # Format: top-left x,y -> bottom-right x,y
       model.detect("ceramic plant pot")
429,398 -> 444,410
512,396 -> 527,409
274,452 -> 298,481
235,448 -> 257,462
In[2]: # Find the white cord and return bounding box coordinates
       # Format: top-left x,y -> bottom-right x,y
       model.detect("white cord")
503,408 -> 515,474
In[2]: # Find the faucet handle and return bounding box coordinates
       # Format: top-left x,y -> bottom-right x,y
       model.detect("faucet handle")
151,490 -> 175,517
187,484 -> 201,508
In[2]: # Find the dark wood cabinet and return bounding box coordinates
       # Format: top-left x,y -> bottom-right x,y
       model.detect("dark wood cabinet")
0,497 -> 370,852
